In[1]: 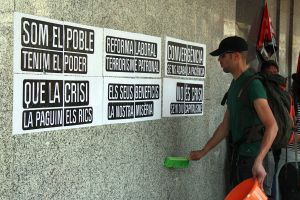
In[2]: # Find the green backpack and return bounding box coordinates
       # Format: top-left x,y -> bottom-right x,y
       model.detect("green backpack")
221,73 -> 295,150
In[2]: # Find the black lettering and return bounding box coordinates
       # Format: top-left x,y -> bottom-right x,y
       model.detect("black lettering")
105,55 -> 136,72
21,48 -> 63,73
107,102 -> 134,120
167,41 -> 204,65
134,84 -> 160,100
184,103 -> 203,114
191,85 -> 203,102
176,83 -> 185,102
64,107 -> 93,126
21,17 -> 63,50
170,103 -> 185,114
22,109 -> 63,130
166,62 -> 187,76
107,84 -> 134,101
187,65 -> 205,77
135,101 -> 154,118
167,41 -> 187,62
134,40 -> 157,58
119,84 -> 134,100
135,58 -> 160,74
108,84 -> 118,100
23,79 -> 63,108
106,36 -> 134,55
64,81 -> 89,106
64,52 -> 87,74
184,84 -> 192,102
64,25 -> 94,53
186,45 -> 203,64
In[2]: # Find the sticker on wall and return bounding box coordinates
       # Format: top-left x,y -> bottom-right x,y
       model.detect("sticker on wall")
12,74 -> 103,134
162,78 -> 204,117
13,12 -> 103,76
103,28 -> 161,78
103,77 -> 161,124
165,36 -> 206,78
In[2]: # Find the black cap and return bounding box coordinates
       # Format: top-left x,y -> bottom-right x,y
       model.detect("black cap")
210,36 -> 248,56
261,60 -> 279,71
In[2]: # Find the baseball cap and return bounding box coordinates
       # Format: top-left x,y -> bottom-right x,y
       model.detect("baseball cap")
210,36 -> 248,56
261,60 -> 279,71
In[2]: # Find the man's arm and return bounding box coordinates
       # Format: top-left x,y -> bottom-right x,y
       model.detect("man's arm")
253,98 -> 278,187
189,109 -> 230,160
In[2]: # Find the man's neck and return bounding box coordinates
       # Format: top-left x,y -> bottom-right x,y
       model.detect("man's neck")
232,63 -> 247,80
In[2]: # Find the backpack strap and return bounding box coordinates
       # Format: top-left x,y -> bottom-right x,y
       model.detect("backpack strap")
237,74 -> 261,105
221,74 -> 261,107
221,92 -> 228,106
221,79 -> 234,106
235,74 -> 265,145
221,75 -> 265,146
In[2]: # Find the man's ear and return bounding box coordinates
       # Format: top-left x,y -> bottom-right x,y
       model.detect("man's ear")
231,52 -> 240,60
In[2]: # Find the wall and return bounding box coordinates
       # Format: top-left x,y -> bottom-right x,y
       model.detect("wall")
278,0 -> 291,77
5,0 -> 300,200
1,0 -> 299,200
277,0 -> 299,85
0,1 -> 235,200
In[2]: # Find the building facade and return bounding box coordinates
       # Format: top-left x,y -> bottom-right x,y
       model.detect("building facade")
0,0 -> 299,199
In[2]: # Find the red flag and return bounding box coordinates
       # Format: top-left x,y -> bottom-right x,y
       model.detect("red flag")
257,3 -> 272,49
256,2 -> 277,61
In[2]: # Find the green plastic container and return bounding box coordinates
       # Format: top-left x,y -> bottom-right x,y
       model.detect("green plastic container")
164,157 -> 190,169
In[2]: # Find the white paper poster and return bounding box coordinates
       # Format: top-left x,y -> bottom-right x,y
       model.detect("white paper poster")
163,78 -> 204,117
13,74 -> 103,134
14,12 -> 103,76
13,12 -> 103,134
103,77 -> 161,124
103,28 -> 161,78
165,36 -> 206,78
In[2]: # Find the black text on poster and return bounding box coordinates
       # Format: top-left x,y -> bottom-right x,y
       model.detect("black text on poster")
108,102 -> 135,120
184,83 -> 203,102
64,81 -> 89,107
23,79 -> 63,109
185,103 -> 203,114
64,52 -> 88,74
106,55 -> 159,73
108,84 -> 134,101
21,48 -> 63,73
64,107 -> 93,126
106,36 -> 157,58
64,25 -> 94,53
135,101 -> 154,118
22,108 -> 63,130
167,41 -> 203,64
21,17 -> 64,50
134,84 -> 159,100
171,82 -> 203,115
170,103 -> 185,114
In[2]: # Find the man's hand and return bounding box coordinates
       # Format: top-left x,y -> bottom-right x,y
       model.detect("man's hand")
188,110 -> 230,162
188,149 -> 207,161
252,159 -> 266,188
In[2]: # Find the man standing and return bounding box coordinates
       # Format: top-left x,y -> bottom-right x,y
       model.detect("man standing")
189,36 -> 278,191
